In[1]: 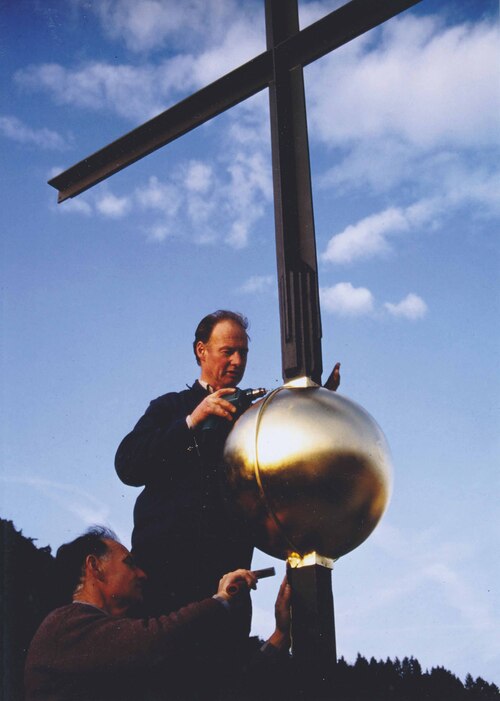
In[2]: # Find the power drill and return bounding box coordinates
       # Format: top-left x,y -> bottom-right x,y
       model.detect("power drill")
201,387 -> 267,432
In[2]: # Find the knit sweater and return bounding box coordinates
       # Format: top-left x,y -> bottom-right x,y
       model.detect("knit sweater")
24,599 -> 232,701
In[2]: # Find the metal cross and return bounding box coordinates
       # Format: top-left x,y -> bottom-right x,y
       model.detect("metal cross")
49,0 -> 421,386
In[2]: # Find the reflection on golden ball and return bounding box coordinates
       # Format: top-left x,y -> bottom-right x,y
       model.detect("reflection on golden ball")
223,381 -> 392,561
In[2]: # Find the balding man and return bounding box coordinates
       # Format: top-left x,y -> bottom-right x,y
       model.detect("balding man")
24,527 -> 291,701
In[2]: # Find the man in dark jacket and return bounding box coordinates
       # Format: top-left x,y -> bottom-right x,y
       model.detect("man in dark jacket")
24,527 -> 291,701
115,310 -> 255,615
115,310 -> 340,617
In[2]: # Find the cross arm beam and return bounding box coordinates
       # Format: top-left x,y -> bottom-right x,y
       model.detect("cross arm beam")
48,0 -> 421,203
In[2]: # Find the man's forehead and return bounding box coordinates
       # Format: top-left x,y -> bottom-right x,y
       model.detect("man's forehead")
209,320 -> 248,346
104,539 -> 129,558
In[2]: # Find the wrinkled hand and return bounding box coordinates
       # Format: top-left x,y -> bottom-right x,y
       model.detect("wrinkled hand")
323,362 -> 341,392
190,388 -> 237,428
216,569 -> 257,602
266,576 -> 291,651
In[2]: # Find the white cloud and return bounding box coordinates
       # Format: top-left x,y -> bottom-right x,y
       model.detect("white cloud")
307,15 -> 499,151
222,150 -> 273,248
298,1 -> 341,29
0,114 -> 68,150
97,147 -> 272,249
15,3 -> 264,123
385,293 -> 428,320
322,208 -> 402,264
321,283 -> 427,321
147,224 -> 172,242
322,161 -> 499,266
0,475 -> 110,527
237,275 -> 274,294
15,61 -> 173,123
96,192 -> 131,218
92,0 -> 201,52
371,523 -> 493,631
189,15 -> 265,87
322,199 -> 442,265
184,161 -> 213,194
88,0 -> 244,53
57,198 -> 93,216
135,176 -> 181,216
309,12 -> 500,241
321,282 -> 374,316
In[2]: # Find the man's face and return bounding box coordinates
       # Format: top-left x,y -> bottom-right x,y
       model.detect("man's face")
197,320 -> 249,390
99,540 -> 147,610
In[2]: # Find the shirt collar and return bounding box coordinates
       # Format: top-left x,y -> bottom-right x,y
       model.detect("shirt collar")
198,379 -> 214,393
72,600 -> 108,615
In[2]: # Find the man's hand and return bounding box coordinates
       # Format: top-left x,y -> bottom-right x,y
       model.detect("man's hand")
266,576 -> 291,651
189,388 -> 238,428
216,569 -> 257,602
323,362 -> 341,392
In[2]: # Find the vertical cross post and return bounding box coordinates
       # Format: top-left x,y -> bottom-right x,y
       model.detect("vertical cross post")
266,0 -> 323,385
288,559 -> 336,698
266,2 -> 335,694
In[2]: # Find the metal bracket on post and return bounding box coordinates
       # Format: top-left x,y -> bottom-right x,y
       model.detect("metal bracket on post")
287,552 -> 336,698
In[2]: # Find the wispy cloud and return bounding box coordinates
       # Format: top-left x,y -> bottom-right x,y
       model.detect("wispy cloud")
147,224 -> 173,242
321,283 -> 428,321
137,150 -> 272,248
308,16 -> 499,151
311,13 -> 499,271
321,282 -> 374,316
26,8 -> 498,261
15,62 -> 172,123
321,199 -> 442,265
322,160 -> 499,265
322,208 -> 402,264
369,523 -> 494,632
0,114 -> 68,150
86,0 -> 263,55
237,275 -> 275,294
55,198 -> 93,216
96,192 -> 132,218
53,147 -> 272,249
184,161 -> 213,194
223,150 -> 272,249
385,293 -> 428,320
15,4 -> 264,124
136,176 -> 182,216
0,475 -> 110,527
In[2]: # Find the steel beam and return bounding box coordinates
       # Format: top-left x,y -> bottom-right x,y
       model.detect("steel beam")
48,0 -> 421,202
266,0 -> 322,383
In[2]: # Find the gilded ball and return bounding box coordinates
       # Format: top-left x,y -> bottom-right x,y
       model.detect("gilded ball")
222,385 -> 392,561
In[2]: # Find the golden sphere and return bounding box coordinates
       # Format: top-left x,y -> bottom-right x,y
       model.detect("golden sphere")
223,382 -> 392,561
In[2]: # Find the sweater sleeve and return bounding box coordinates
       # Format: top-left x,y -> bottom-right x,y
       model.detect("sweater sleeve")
29,600 -> 230,678
115,391 -> 200,487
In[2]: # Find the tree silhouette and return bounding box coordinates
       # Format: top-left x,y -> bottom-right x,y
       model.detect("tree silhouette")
1,519 -> 58,701
2,518 -> 499,701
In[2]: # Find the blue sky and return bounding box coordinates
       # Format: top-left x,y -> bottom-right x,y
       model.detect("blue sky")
1,0 -> 499,684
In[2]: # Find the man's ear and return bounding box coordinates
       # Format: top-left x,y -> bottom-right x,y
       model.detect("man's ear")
86,554 -> 105,582
195,341 -> 206,364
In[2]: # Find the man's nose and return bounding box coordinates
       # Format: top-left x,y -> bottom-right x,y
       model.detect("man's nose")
136,566 -> 147,581
231,351 -> 245,365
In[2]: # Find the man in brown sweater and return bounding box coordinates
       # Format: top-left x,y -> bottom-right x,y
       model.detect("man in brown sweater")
24,527 -> 291,701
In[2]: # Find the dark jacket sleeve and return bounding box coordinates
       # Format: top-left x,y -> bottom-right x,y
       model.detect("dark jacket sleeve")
115,389 -> 202,487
